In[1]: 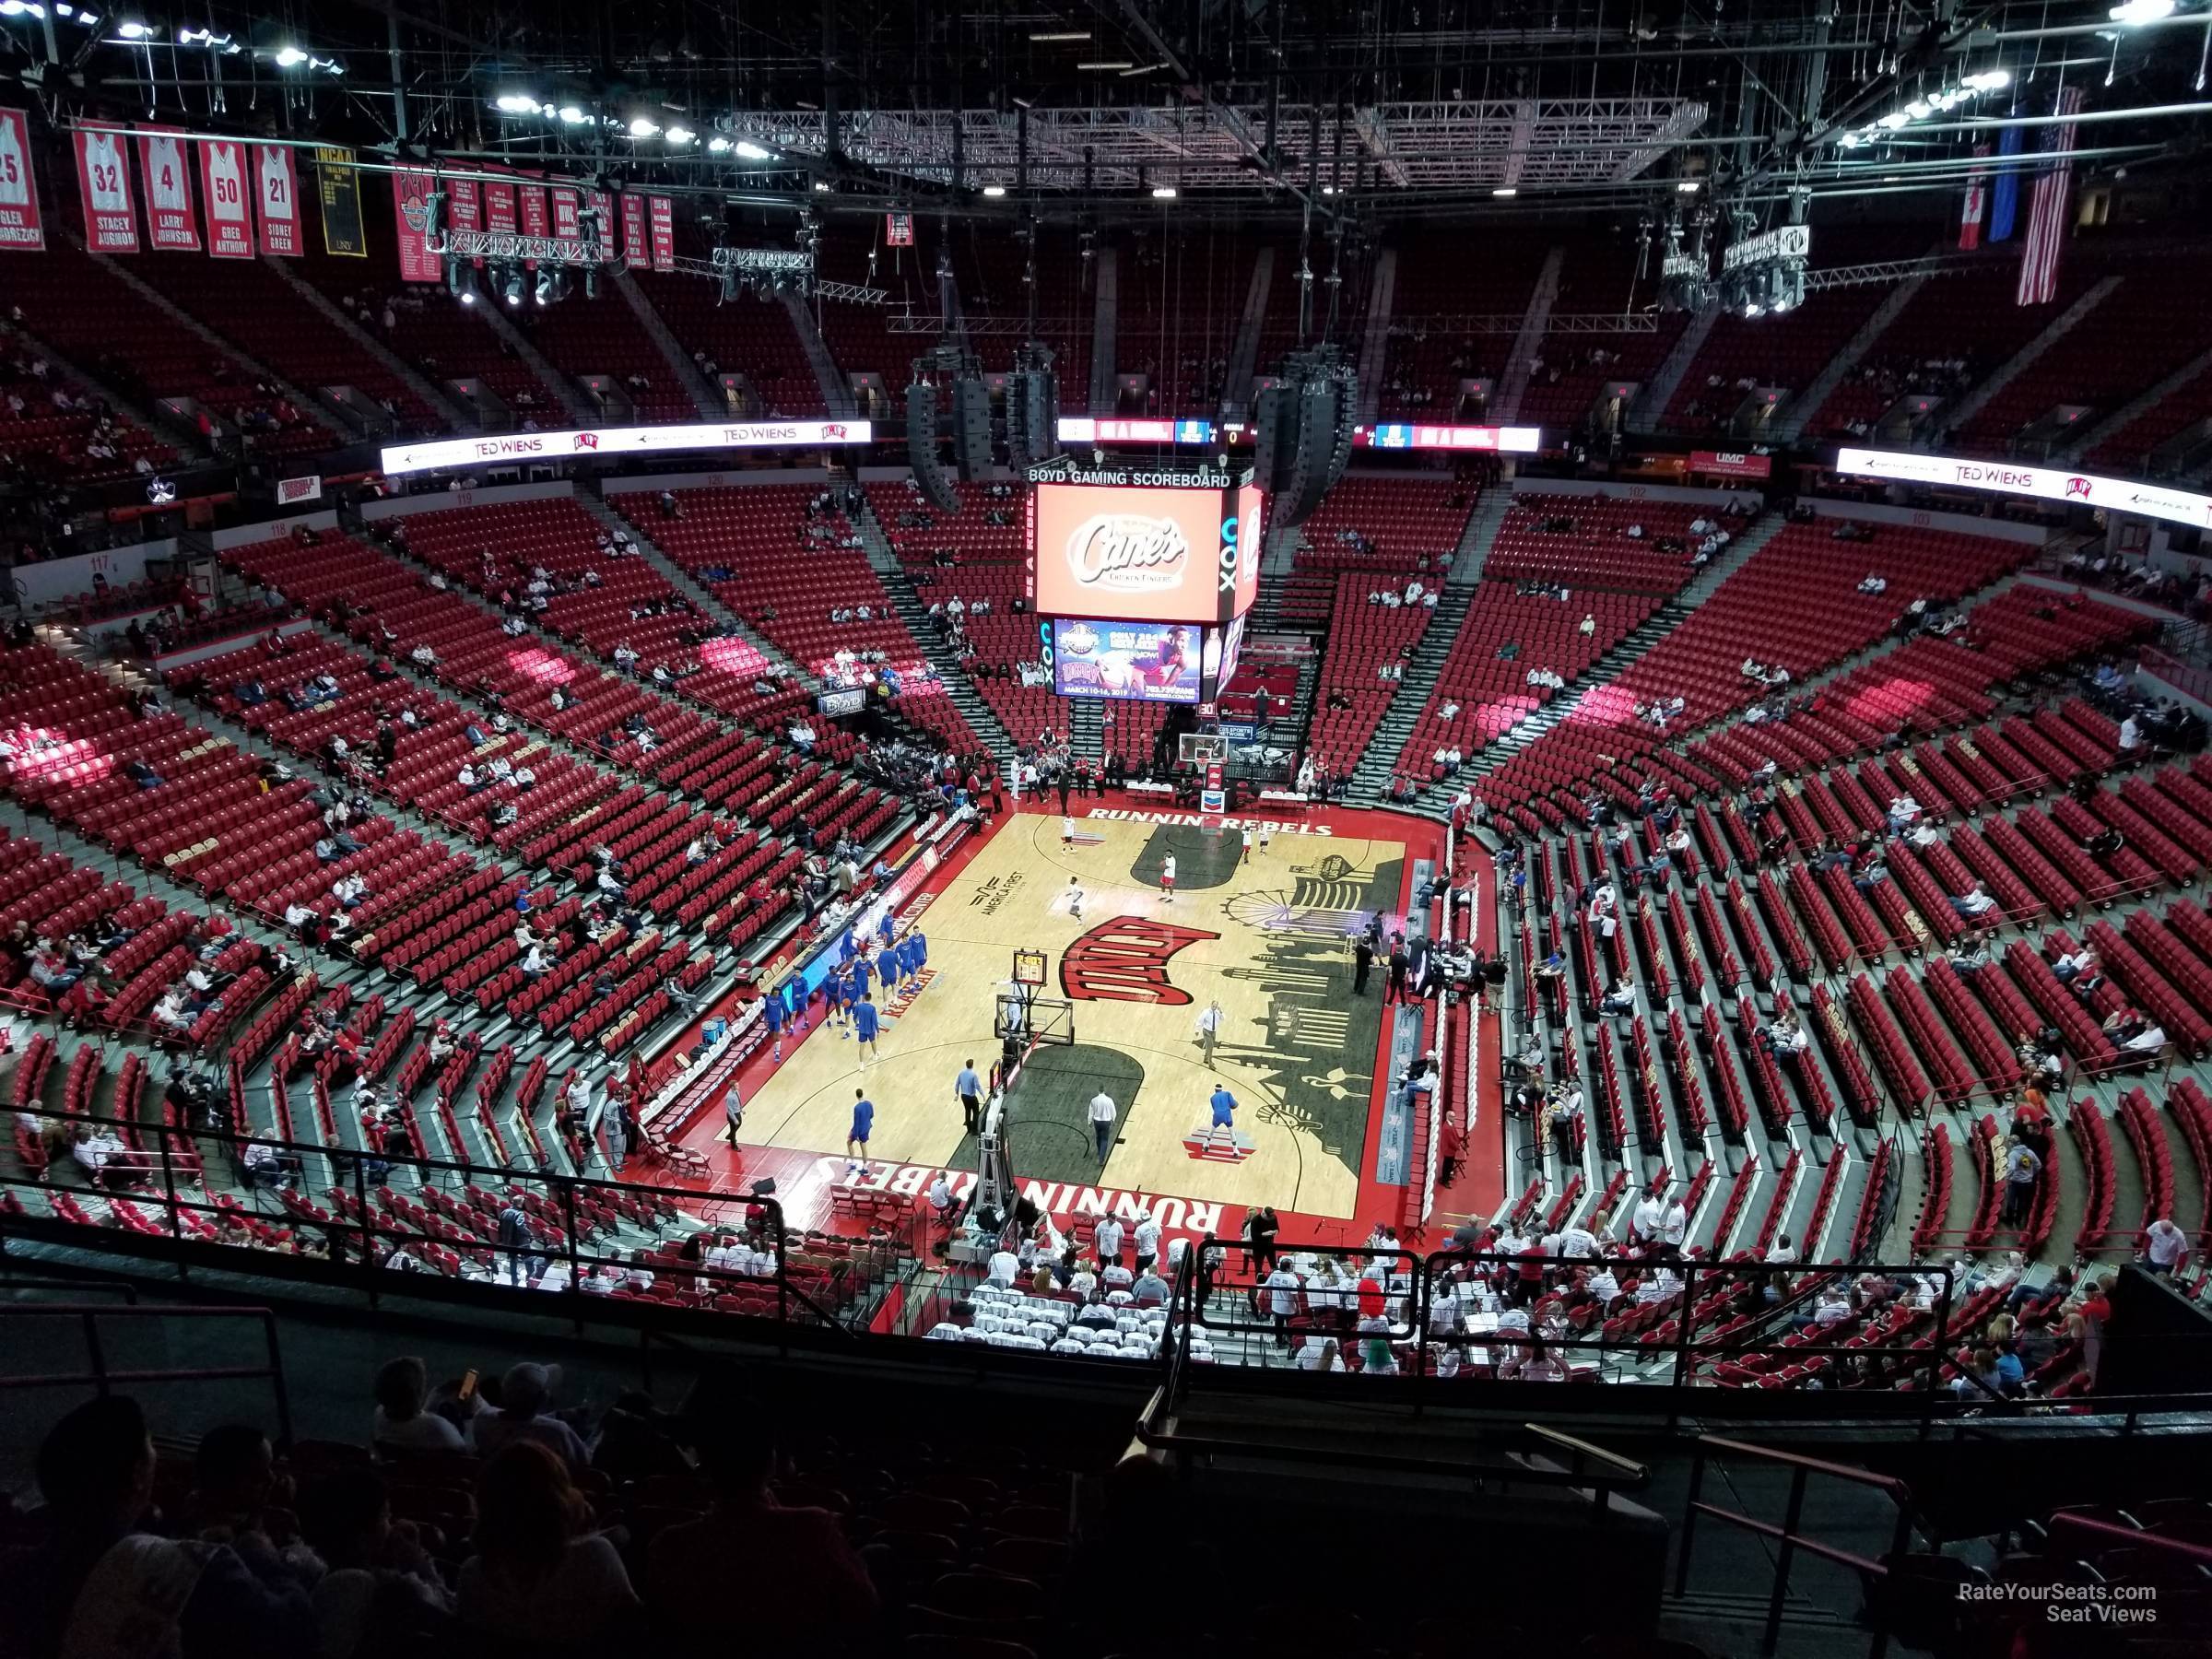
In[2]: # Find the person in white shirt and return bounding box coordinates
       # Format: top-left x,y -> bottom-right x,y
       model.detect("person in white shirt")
2122,1021 -> 2166,1055
1659,1196 -> 1688,1251
1093,1215 -> 1125,1265
1630,1189 -> 1665,1247
1584,1265 -> 1621,1308
1088,1092 -> 1117,1164
1952,885 -> 1996,919
1558,1221 -> 1599,1259
2142,1216 -> 2188,1274
986,1246 -> 1021,1286
1296,1336 -> 1346,1371
1261,1264 -> 1302,1342
1133,1215 -> 1163,1271
2118,714 -> 2142,753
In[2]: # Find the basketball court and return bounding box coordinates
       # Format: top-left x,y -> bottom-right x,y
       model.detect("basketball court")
702,803 -> 1415,1222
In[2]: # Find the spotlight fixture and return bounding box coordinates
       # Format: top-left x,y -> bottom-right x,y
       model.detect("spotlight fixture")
494,94 -> 540,114
982,183 -> 1006,197
665,126 -> 695,146
628,116 -> 660,137
272,44 -> 305,66
1150,184 -> 1177,199
733,139 -> 773,160
503,267 -> 524,307
707,136 -> 732,153
558,106 -> 588,124
1492,186 -> 1519,197
2110,0 -> 2175,21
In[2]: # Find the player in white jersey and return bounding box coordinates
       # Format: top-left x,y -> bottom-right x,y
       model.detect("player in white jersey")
1160,853 -> 1176,902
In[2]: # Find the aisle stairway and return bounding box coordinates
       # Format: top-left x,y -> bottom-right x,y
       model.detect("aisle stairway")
1342,586 -> 1477,806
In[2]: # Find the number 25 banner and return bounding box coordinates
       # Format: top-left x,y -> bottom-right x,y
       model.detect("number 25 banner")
253,142 -> 302,256
72,126 -> 138,253
197,136 -> 253,258
135,125 -> 201,251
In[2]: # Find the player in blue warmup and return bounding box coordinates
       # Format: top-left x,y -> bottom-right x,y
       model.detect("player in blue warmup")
912,929 -> 929,969
840,928 -> 858,966
825,971 -> 847,1031
846,1088 -> 874,1167
784,978 -> 807,1036
762,984 -> 786,1059
853,992 -> 881,1062
878,910 -> 896,949
1209,1083 -> 1238,1129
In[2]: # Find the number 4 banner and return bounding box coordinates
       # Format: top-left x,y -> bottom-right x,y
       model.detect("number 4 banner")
253,142 -> 302,256
198,137 -> 253,258
73,127 -> 138,253
136,125 -> 200,251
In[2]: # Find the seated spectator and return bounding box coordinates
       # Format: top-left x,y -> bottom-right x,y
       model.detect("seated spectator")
297,1465 -> 457,1658
457,1441 -> 638,1649
645,1415 -> 877,1650
469,1362 -> 590,1469
372,1355 -> 469,1454
3,1396 -> 316,1659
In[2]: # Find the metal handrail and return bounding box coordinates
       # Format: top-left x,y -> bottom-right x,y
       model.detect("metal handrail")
0,1303 -> 292,1441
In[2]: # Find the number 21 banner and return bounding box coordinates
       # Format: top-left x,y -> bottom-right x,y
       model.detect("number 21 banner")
253,142 -> 302,256
198,137 -> 253,258
73,127 -> 138,253
136,125 -> 200,251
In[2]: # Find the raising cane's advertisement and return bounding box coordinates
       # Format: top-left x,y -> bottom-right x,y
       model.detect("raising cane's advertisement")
1029,481 -> 1262,626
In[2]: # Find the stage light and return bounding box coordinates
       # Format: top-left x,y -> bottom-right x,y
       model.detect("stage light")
115,18 -> 149,36
629,116 -> 660,137
558,105 -> 588,124
503,268 -> 524,307
2110,0 -> 2175,23
495,94 -> 539,114
1677,180 -> 1700,192
707,136 -> 732,153
812,180 -> 830,192
1150,184 -> 1178,198
665,126 -> 695,146
535,270 -> 554,306
982,183 -> 1006,196
733,139 -> 773,160
273,44 -> 306,66
1492,186 -> 1518,197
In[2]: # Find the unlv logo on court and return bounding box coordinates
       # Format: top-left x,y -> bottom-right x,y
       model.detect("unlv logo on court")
1061,917 -> 1218,1005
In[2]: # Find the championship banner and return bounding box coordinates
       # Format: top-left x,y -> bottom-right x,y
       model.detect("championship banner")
648,195 -> 675,272
483,175 -> 517,236
586,189 -> 613,254
390,166 -> 442,283
886,210 -> 913,247
0,108 -> 48,252
620,193 -> 649,268
139,126 -> 201,251
549,185 -> 580,240
313,146 -> 363,256
197,137 -> 253,258
448,175 -> 483,236
517,183 -> 548,269
253,142 -> 302,256
73,126 -> 138,253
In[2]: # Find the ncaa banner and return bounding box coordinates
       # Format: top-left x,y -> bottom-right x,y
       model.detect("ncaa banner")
389,166 -> 441,282
72,126 -> 138,253
313,147 -> 363,256
253,142 -> 303,256
0,108 -> 47,251
619,192 -> 650,269
549,184 -> 581,240
648,195 -> 675,272
197,137 -> 253,258
137,126 -> 201,251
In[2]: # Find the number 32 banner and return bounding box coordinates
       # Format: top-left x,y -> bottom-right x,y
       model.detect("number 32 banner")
72,127 -> 138,253
197,136 -> 253,259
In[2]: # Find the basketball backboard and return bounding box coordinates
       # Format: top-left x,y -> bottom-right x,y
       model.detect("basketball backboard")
1179,732 -> 1230,766
1012,947 -> 1048,987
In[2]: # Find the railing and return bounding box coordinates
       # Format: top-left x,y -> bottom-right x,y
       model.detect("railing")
0,1302 -> 294,1441
1676,1433 -> 1919,1659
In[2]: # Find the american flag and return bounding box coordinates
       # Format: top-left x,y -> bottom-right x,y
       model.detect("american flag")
2016,84 -> 2086,307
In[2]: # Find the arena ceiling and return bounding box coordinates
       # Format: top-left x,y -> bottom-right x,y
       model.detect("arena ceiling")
3,0 -> 2208,222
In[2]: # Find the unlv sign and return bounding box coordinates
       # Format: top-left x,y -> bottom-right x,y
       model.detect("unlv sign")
1835,446 -> 2212,532
381,419 -> 875,477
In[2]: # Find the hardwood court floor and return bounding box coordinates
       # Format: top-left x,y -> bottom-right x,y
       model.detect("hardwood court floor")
736,808 -> 1406,1218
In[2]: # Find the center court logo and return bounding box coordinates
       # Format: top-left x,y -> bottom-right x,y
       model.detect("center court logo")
1061,917 -> 1218,1004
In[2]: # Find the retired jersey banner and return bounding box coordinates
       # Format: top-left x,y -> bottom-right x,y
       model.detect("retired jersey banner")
586,189 -> 613,255
620,192 -> 650,269
198,138 -> 253,258
313,147 -> 363,256
649,195 -> 675,272
517,183 -> 548,270
886,210 -> 913,247
0,108 -> 47,251
73,127 -> 138,253
389,166 -> 441,282
253,142 -> 302,255
549,185 -> 580,240
138,127 -> 201,251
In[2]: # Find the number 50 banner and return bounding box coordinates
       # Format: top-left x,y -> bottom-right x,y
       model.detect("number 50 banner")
197,136 -> 253,258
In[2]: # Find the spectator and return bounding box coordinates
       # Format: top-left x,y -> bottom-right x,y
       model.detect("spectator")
372,1355 -> 469,1454
645,1415 -> 877,1650
457,1441 -> 638,1648
469,1362 -> 590,1469
296,1466 -> 456,1659
2,1395 -> 316,1659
